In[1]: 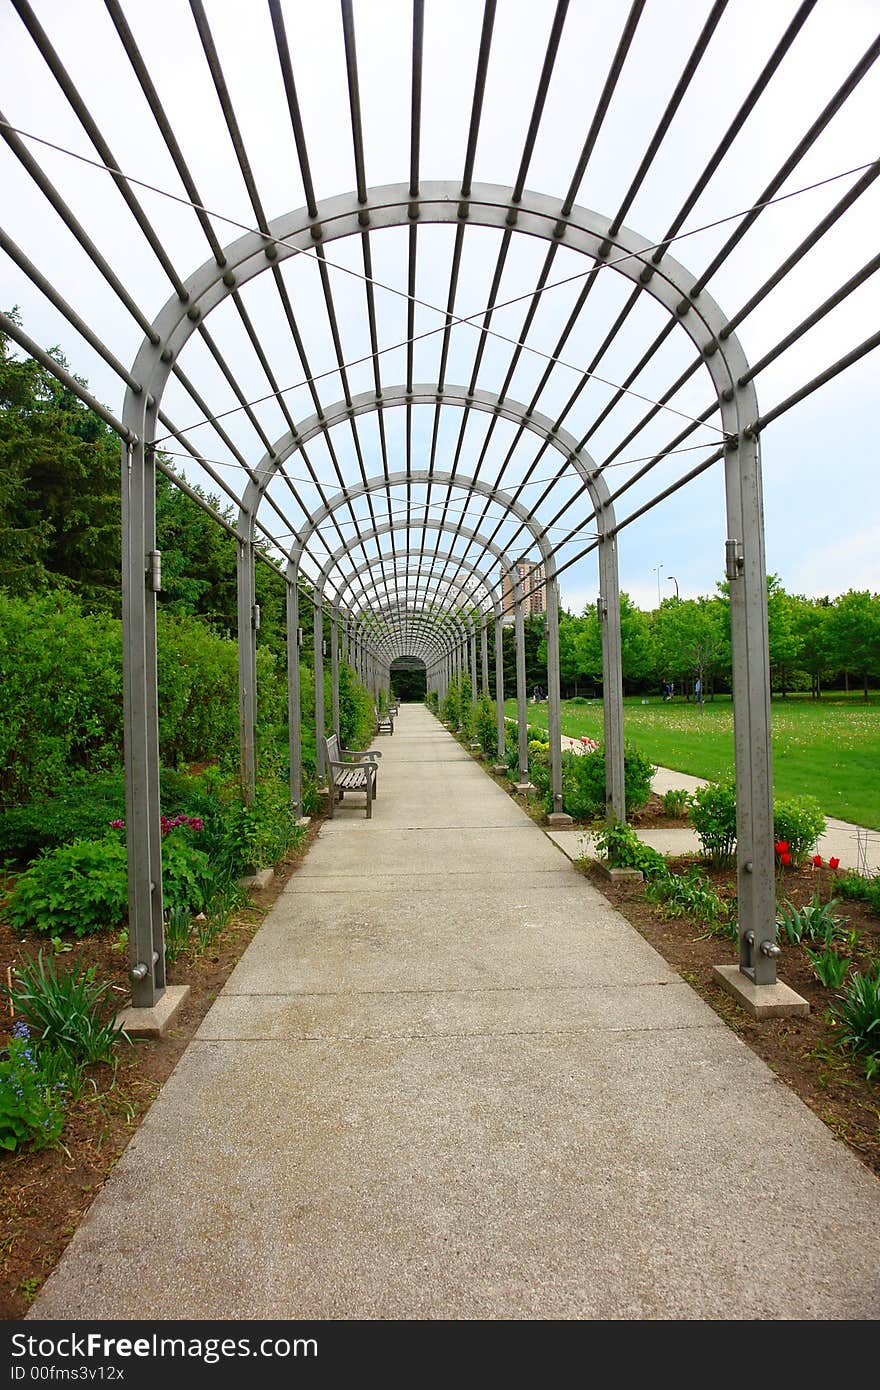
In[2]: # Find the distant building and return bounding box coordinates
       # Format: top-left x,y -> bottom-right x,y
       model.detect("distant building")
501,561 -> 546,624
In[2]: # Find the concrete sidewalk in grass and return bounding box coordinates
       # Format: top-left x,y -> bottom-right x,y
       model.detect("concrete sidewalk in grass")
31,706 -> 880,1320
560,734 -> 880,873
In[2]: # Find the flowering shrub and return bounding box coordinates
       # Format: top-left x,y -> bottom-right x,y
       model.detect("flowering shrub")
558,744 -> 654,821
0,1024 -> 66,1153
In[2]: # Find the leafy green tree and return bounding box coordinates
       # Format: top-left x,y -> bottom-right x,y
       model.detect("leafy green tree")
0,320 -> 121,609
766,576 -> 800,698
828,590 -> 880,700
653,595 -> 728,699
792,596 -> 833,698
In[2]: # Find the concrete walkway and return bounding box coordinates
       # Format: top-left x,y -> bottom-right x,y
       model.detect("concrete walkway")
31,706 -> 880,1319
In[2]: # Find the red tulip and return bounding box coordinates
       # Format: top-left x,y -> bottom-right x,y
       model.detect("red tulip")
781,851 -> 792,866
829,856 -> 840,870
774,840 -> 789,855
811,854 -> 823,867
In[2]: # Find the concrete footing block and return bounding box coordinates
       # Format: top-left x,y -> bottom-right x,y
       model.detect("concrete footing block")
713,964 -> 810,1019
241,866 -> 274,892
116,985 -> 190,1039
492,764 -> 508,775
514,782 -> 536,795
469,741 -> 482,750
595,862 -> 643,883
295,816 -> 311,828
547,812 -> 574,828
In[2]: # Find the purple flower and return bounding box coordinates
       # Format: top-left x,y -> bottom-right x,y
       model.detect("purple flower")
12,1021 -> 30,1040
109,818 -> 125,830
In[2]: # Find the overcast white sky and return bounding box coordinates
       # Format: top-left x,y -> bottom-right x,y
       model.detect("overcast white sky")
1,0 -> 877,616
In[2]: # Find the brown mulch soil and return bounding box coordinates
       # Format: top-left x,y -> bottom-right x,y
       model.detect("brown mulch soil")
0,818 -> 323,1320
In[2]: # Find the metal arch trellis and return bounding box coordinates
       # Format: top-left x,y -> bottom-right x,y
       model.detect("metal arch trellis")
0,0 -> 877,1017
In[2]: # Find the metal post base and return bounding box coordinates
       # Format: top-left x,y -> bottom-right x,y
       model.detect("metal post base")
115,984 -> 191,1039
712,965 -> 809,1019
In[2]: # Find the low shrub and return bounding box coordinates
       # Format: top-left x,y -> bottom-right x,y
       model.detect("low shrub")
690,779 -> 737,868
558,744 -> 654,821
0,770 -> 127,863
6,836 -> 129,938
592,820 -> 667,876
773,796 -> 825,866
441,678 -> 460,727
661,788 -> 690,819
474,695 -> 497,758
458,675 -> 474,740
425,690 -> 439,715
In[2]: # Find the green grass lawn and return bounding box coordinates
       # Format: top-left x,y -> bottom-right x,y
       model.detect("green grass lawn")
504,693 -> 880,829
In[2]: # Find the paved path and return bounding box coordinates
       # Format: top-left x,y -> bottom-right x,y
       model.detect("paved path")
32,707 -> 880,1319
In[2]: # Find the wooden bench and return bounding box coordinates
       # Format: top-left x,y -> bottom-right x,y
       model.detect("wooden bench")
374,703 -> 395,735
324,733 -> 380,818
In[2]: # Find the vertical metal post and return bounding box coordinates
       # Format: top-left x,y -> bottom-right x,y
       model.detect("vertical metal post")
287,579 -> 302,815
121,428 -> 165,1009
515,578 -> 529,782
469,627 -> 478,701
480,620 -> 489,697
314,600 -> 325,781
494,613 -> 506,763
237,535 -> 257,804
598,531 -> 626,821
725,430 -> 777,985
546,577 -> 566,816
330,607 -> 340,738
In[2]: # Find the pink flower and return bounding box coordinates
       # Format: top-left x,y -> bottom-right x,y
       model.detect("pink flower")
109,819 -> 125,830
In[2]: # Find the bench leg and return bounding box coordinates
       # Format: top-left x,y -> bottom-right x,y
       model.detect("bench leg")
328,781 -> 334,818
365,776 -> 372,819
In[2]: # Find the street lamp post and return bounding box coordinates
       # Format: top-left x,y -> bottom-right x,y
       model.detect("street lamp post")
667,574 -> 680,600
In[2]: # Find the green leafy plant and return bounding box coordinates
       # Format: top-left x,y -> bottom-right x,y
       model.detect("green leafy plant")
164,905 -> 192,965
690,778 -> 737,868
458,674 -> 474,741
0,1025 -> 67,1153
441,678 -> 460,728
645,866 -> 729,925
804,945 -> 851,989
474,695 -> 497,759
592,820 -> 667,876
831,965 -> 880,1078
776,894 -> 842,945
837,870 -> 880,914
660,788 -> 690,819
8,954 -> 128,1068
425,690 -> 439,715
772,796 -> 826,866
6,836 -> 128,937
558,744 -> 655,821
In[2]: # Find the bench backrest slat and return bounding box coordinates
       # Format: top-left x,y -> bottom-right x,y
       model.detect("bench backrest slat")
325,733 -> 340,765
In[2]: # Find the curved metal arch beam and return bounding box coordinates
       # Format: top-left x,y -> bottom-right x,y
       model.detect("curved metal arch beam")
123,183 -> 771,1009
286,469 -> 556,581
315,519 -> 513,618
236,383 -> 615,539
